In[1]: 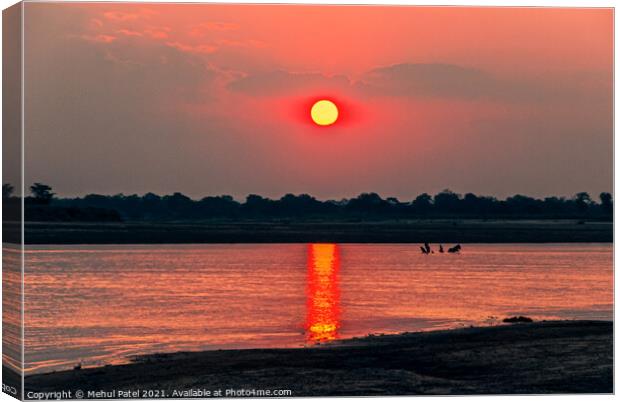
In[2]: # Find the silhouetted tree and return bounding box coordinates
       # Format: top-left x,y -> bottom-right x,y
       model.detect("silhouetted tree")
543,196 -> 569,217
411,193 -> 432,214
162,192 -> 193,218
433,189 -> 461,212
243,194 -> 275,217
462,193 -> 498,215
506,194 -> 541,215
347,193 -> 388,216
197,195 -> 239,218
279,194 -> 322,216
3,183 -> 14,199
599,192 -> 613,215
38,189 -> 615,222
30,183 -> 54,204
142,192 -> 163,217
83,194 -> 108,207
574,192 -> 591,213
385,197 -> 398,205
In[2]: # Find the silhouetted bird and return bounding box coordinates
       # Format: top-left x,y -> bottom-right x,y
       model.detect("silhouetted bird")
420,242 -> 435,254
448,244 -> 462,253
439,244 -> 444,253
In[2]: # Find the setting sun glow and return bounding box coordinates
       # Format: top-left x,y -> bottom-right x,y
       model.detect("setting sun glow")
310,100 -> 339,126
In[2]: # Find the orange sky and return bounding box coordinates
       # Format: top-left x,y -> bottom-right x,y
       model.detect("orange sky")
24,3 -> 613,200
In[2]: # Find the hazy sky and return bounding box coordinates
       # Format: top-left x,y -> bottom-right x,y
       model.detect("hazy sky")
24,4 -> 612,201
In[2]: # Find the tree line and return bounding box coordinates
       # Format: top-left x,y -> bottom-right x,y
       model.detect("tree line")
3,183 -> 612,222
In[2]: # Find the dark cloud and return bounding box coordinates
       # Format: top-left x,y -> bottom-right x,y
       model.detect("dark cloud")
227,70 -> 351,96
228,63 -> 591,104
227,63 -> 499,100
359,63 -> 494,99
358,62 -> 611,104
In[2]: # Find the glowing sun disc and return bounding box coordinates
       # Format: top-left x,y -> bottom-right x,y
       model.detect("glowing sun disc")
311,100 -> 339,126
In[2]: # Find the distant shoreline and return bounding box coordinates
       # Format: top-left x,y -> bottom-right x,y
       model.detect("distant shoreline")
7,219 -> 613,244
24,320 -> 613,396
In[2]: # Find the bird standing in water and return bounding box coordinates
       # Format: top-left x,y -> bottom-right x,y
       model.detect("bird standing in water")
448,244 -> 462,253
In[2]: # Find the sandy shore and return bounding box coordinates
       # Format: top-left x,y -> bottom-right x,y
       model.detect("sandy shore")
23,320 -> 612,397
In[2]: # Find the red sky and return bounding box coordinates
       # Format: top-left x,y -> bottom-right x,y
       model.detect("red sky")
24,4 -> 612,200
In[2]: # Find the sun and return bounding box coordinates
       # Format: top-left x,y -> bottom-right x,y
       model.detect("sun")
311,100 -> 339,126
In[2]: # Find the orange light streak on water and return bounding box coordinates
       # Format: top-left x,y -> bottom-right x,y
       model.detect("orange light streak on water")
305,244 -> 340,342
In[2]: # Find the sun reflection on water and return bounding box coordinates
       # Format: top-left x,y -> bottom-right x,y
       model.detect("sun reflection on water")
305,243 -> 340,343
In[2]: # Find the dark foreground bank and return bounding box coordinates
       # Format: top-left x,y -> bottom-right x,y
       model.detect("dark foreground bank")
17,219 -> 613,244
24,321 -> 612,397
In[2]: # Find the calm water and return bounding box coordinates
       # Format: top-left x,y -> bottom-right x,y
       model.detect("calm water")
22,243 -> 612,374
3,246 -> 22,373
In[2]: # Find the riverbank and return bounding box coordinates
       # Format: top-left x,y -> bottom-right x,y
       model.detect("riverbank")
25,320 -> 612,396
18,219 -> 613,244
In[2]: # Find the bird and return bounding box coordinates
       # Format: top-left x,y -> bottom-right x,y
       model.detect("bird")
448,244 -> 462,253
